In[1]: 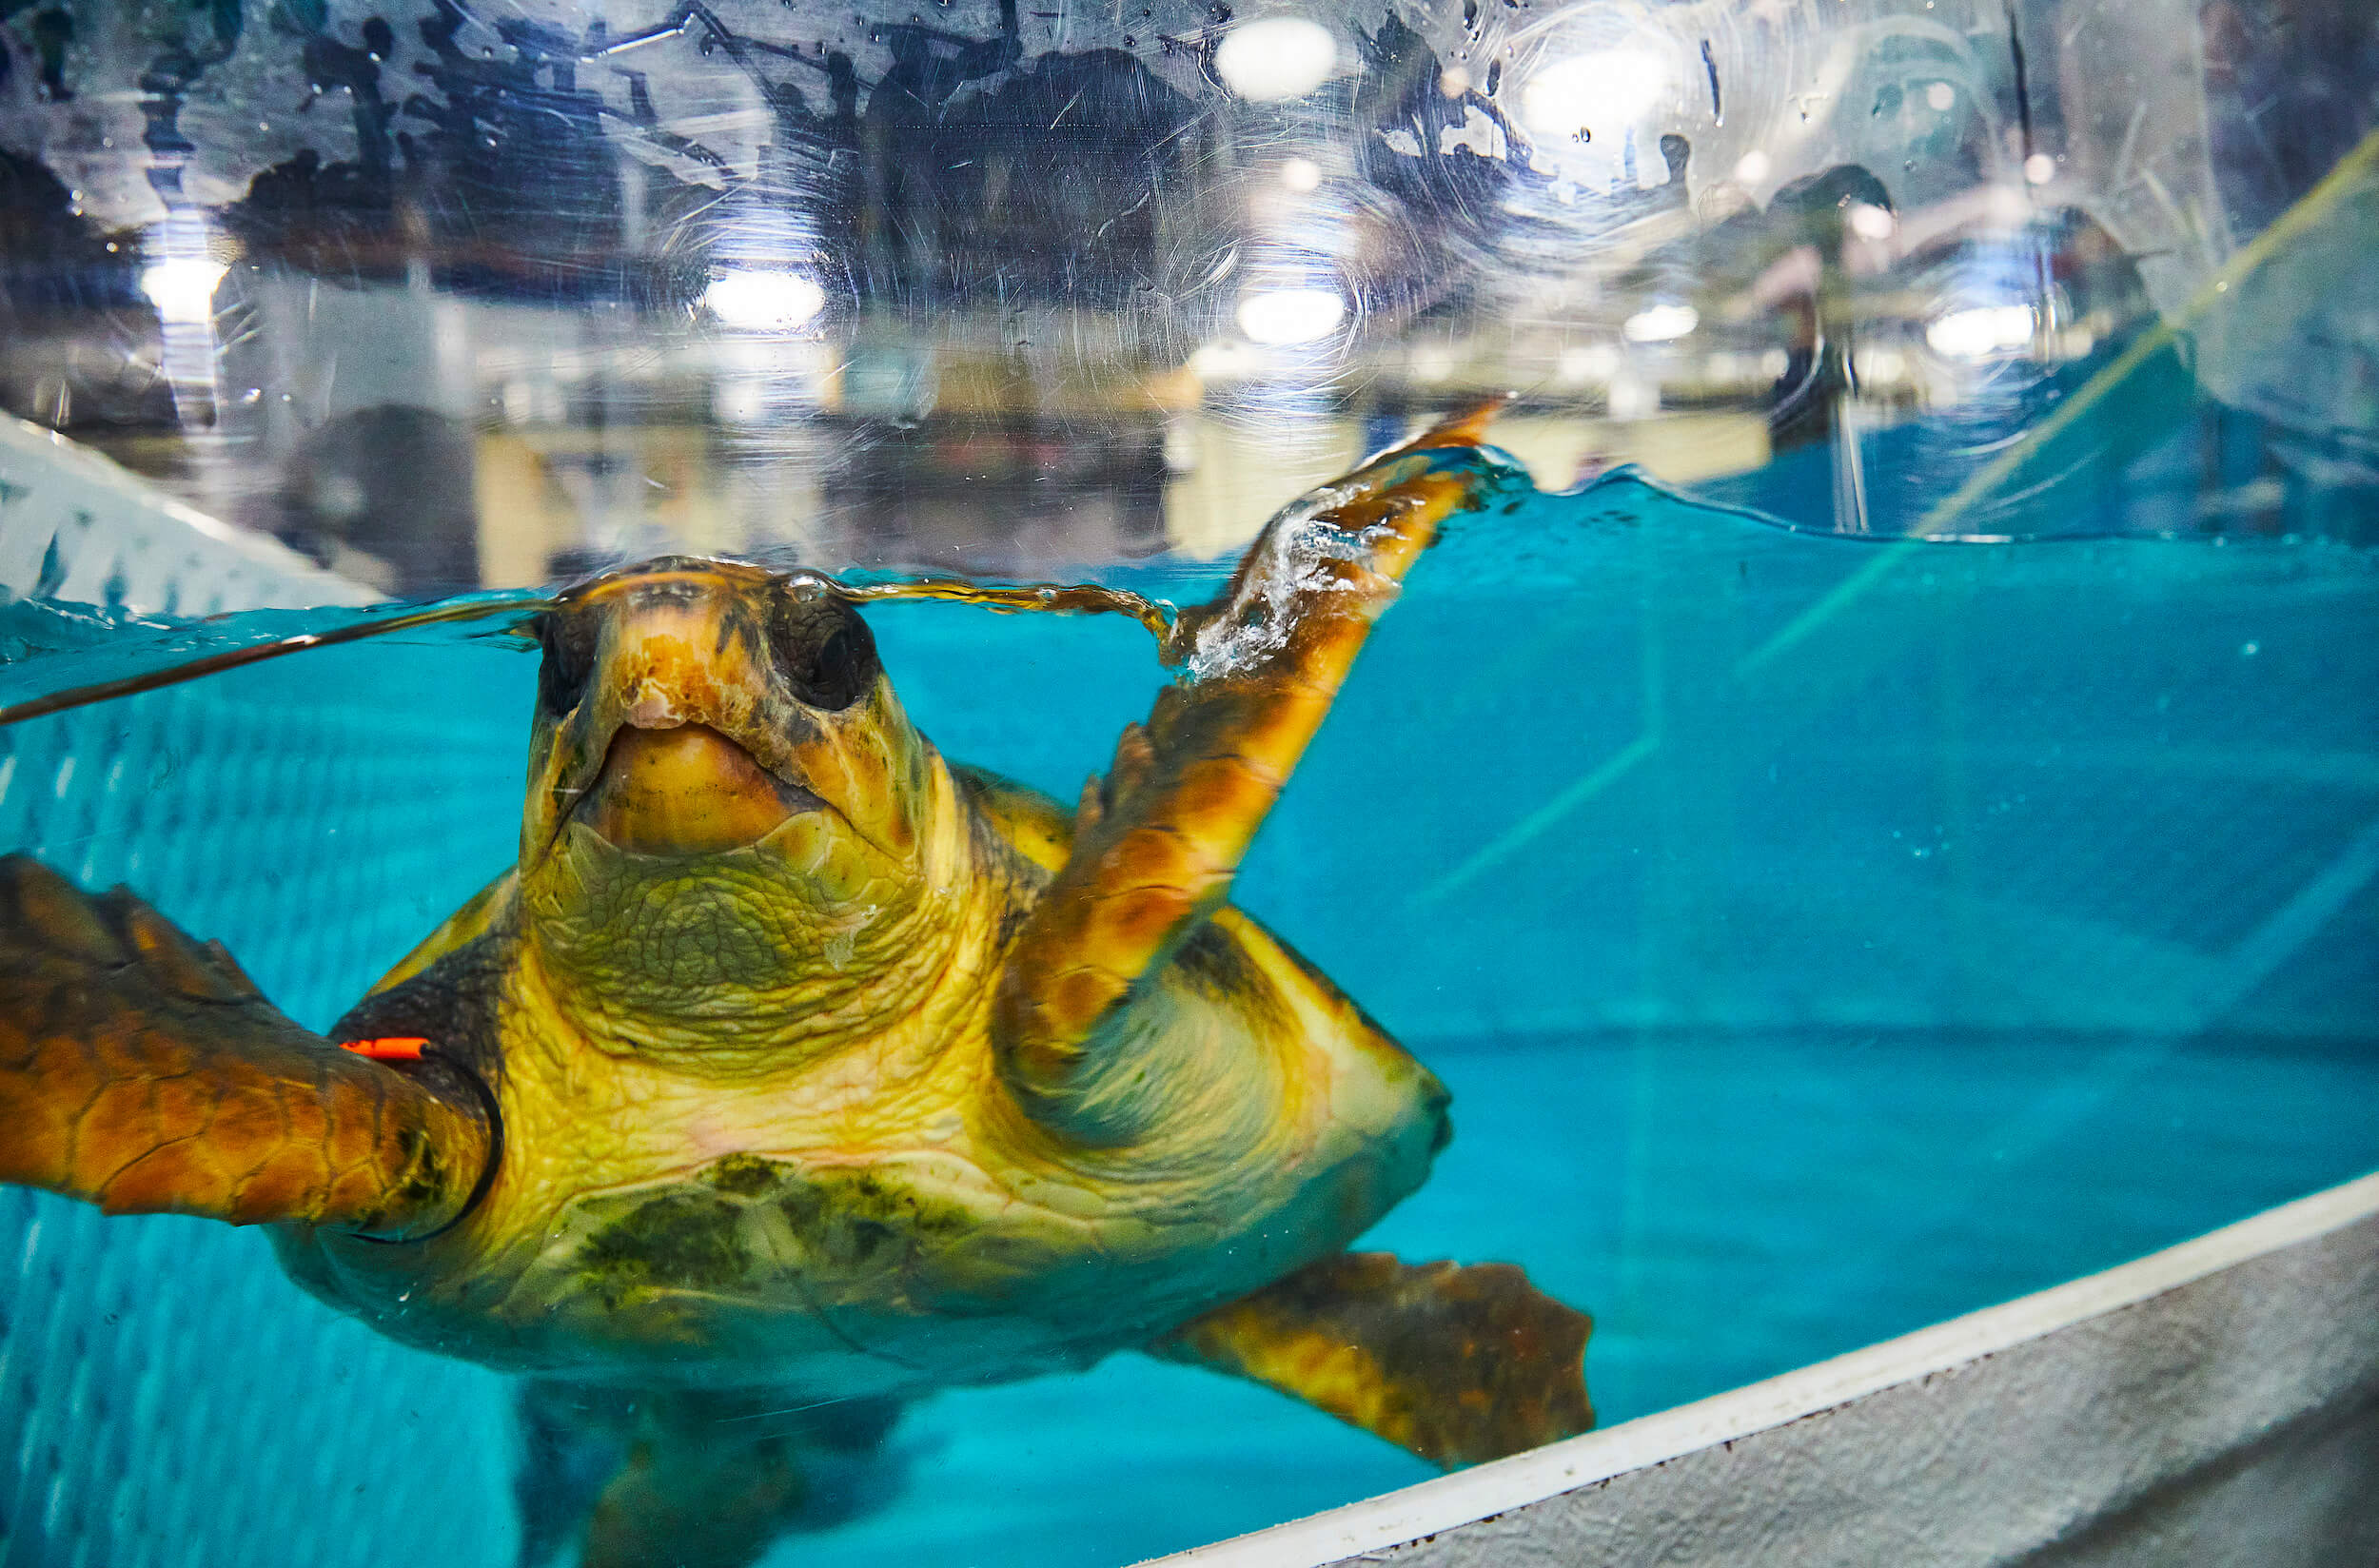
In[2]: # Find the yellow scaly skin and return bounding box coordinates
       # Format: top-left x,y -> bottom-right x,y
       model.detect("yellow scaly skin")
269,560 -> 1447,1397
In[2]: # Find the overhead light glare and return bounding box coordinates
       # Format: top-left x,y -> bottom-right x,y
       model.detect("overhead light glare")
1237,287 -> 1347,345
705,271 -> 827,331
1190,341 -> 1262,381
1846,203 -> 1896,240
1521,48 -> 1672,140
1927,304 -> 2035,360
1557,343 -> 1622,383
1216,19 -> 1338,103
1622,303 -> 1699,343
141,258 -> 228,324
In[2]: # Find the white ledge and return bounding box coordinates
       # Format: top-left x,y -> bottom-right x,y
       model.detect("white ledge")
1150,1167 -> 2379,1567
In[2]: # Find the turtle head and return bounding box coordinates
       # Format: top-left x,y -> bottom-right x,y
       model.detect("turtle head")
516,558 -> 970,1063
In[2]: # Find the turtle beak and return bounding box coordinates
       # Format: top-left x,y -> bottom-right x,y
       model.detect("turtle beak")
580,724 -> 822,856
541,563 -> 825,859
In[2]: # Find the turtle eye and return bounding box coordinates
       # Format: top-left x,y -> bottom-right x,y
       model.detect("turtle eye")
768,597 -> 879,711
535,610 -> 599,715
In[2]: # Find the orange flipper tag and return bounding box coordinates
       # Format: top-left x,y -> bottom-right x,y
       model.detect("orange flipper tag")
340,1036 -> 430,1062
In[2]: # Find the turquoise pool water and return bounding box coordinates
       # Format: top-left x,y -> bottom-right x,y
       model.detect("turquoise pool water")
787,1029 -> 2379,1568
0,466 -> 2373,1566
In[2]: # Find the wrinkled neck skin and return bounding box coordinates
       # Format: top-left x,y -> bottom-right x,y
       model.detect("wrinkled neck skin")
517,748 -> 1007,1083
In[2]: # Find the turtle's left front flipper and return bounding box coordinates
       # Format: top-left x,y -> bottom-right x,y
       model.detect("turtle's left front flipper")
993,410 -> 1507,1121
1150,1252 -> 1594,1469
0,854 -> 493,1240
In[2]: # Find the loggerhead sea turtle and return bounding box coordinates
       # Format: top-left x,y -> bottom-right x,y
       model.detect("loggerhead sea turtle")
0,413 -> 1592,1568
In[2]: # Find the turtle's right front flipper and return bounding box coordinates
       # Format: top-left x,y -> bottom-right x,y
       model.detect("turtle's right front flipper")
0,854 -> 493,1240
993,409 -> 1507,1127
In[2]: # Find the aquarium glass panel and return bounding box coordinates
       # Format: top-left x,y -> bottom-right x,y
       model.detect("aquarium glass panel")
0,0 -> 2372,1563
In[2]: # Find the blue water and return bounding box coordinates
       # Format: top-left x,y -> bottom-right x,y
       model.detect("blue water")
788,1029 -> 2379,1568
1,469 -> 2374,1567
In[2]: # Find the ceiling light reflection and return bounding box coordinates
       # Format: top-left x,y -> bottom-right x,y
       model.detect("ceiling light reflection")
1237,287 -> 1346,345
704,271 -> 826,331
1622,303 -> 1699,343
1846,204 -> 1896,240
141,258 -> 228,324
1521,48 -> 1672,141
1215,19 -> 1338,103
1927,304 -> 2036,360
1189,342 -> 1261,381
1557,343 -> 1622,383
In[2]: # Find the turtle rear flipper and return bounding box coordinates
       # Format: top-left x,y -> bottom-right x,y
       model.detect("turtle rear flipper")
993,408 -> 1504,1131
519,1382 -> 905,1568
0,854 -> 494,1240
1150,1252 -> 1594,1469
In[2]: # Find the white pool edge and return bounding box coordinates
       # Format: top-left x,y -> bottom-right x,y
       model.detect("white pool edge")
0,415 -> 379,612
1145,1167 -> 2379,1567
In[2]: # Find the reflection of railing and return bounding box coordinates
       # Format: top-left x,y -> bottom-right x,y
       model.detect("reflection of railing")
0,417 -> 376,615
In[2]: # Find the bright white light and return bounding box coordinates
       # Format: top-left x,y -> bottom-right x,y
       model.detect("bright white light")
704,271 -> 826,331
1216,18 -> 1337,103
1438,65 -> 1472,98
1924,81 -> 1956,112
1926,304 -> 2036,360
1521,48 -> 1672,140
1622,303 -> 1699,343
1733,149 -> 1772,185
1854,346 -> 1909,383
2024,152 -> 2057,185
140,258 -> 227,324
1280,157 -> 1323,194
1237,286 -> 1346,344
1557,343 -> 1622,383
1607,372 -> 1661,421
1189,341 -> 1262,380
1847,202 -> 1895,240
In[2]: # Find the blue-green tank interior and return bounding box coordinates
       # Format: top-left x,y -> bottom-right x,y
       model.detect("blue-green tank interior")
0,0 -> 2375,1560
3,461 -> 2373,1565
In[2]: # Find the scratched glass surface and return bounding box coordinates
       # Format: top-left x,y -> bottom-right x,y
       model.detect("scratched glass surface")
0,0 -> 2367,585
0,0 -> 2374,1565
